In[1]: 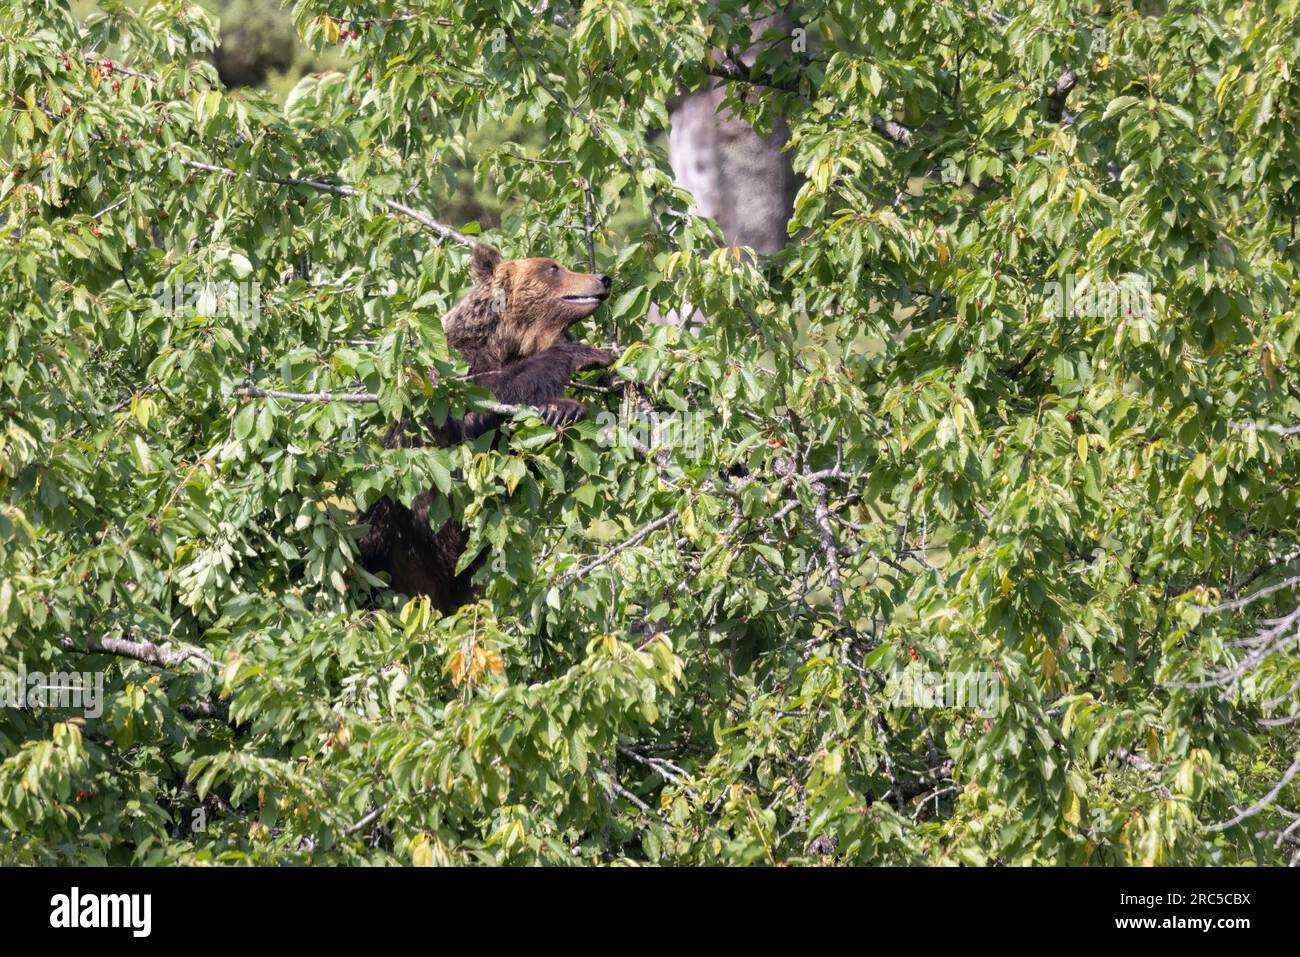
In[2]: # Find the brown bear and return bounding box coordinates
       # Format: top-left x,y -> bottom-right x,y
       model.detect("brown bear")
357,244 -> 614,610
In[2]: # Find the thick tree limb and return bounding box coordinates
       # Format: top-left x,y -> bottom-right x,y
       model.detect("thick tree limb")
60,634 -> 217,670
870,115 -> 914,145
1044,69 -> 1077,123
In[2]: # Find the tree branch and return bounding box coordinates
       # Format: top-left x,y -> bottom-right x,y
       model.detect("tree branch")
870,115 -> 914,145
1207,754 -> 1300,832
810,481 -> 847,629
1044,69 -> 1077,123
180,160 -> 473,248
561,512 -> 679,585
236,384 -> 524,418
237,386 -> 380,404
60,634 -> 217,670
178,699 -> 230,720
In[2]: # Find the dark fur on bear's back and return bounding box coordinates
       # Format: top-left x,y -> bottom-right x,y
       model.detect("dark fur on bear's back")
356,420 -> 476,612
357,245 -> 615,612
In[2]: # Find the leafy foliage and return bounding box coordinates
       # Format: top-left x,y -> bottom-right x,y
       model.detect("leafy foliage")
1,0 -> 1298,864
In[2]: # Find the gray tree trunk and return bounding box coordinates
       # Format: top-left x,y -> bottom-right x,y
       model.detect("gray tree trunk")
668,85 -> 796,256
654,14 -> 797,324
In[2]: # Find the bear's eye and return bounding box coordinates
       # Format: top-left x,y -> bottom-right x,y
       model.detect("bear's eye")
548,263 -> 560,274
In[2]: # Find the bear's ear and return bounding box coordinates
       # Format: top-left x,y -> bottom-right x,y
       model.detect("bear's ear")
471,244 -> 502,283
489,261 -> 514,317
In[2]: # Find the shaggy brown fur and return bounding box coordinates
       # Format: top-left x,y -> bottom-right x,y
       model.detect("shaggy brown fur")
357,245 -> 614,611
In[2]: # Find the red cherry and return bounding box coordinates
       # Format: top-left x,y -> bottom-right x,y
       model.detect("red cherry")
768,438 -> 776,446
364,20 -> 371,31
63,105 -> 71,115
914,482 -> 923,491
365,71 -> 372,82
111,81 -> 119,90
776,440 -> 784,447
11,170 -> 20,179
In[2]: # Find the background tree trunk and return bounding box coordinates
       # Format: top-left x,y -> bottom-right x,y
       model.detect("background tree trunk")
668,84 -> 796,256
653,14 -> 797,324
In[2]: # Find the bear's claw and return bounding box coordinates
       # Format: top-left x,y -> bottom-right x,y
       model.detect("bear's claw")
538,399 -> 585,427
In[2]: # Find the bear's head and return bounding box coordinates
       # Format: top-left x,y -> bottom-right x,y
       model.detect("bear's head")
444,244 -> 612,369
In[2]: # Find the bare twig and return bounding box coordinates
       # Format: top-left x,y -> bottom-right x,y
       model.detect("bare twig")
1207,754 -> 1300,832
237,386 -> 379,404
180,160 -> 473,248
561,512 -> 679,585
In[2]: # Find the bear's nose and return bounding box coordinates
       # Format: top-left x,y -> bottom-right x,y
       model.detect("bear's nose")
598,274 -> 612,291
